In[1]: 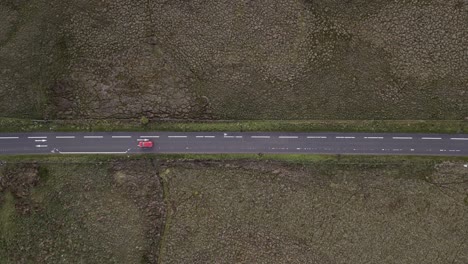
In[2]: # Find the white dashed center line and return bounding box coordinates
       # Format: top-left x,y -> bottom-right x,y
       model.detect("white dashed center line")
56,136 -> 75,139
251,136 -> 270,139
421,137 -> 442,140
35,145 -> 48,148
112,136 -> 131,138
224,136 -> 243,138
336,136 -> 355,139
0,137 -> 19,139
59,151 -> 128,154
28,136 -> 47,139
450,138 -> 468,140
307,136 -> 327,139
140,136 -> 159,138
393,137 -> 413,140
196,136 -> 216,138
84,136 -> 103,139
279,136 -> 298,139
364,137 -> 384,139
168,136 -> 187,138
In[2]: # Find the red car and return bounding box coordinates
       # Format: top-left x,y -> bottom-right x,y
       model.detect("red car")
137,139 -> 153,148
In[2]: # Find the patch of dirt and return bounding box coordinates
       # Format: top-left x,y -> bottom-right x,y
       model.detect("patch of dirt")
0,163 -> 40,214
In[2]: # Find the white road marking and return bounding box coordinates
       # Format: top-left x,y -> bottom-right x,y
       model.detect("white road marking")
196,136 -> 216,138
56,136 -> 75,139
35,145 -> 48,148
251,136 -> 270,139
307,136 -> 327,139
35,139 -> 47,142
421,137 -> 442,140
59,152 -> 128,154
28,136 -> 47,139
393,137 -> 413,140
279,136 -> 298,139
364,137 -> 383,139
224,136 -> 243,138
112,136 -> 131,138
140,136 -> 159,138
84,136 -> 103,139
450,138 -> 468,140
0,137 -> 19,139
336,136 -> 355,139
168,136 -> 187,138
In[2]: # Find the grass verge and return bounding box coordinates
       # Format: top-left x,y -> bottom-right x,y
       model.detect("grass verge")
0,118 -> 467,133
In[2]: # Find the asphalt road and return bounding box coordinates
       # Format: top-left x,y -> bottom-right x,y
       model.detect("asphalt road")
0,132 -> 467,156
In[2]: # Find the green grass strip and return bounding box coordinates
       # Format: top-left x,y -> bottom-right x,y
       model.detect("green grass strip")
0,118 -> 467,134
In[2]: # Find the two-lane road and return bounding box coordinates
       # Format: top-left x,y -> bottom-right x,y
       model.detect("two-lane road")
1,132 -> 467,156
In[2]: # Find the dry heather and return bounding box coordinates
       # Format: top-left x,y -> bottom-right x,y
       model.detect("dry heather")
160,160 -> 468,264
0,0 -> 466,120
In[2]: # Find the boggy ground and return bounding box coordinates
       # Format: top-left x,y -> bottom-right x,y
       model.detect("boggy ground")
160,159 -> 468,264
1,156 -> 467,263
0,0 -> 466,120
0,159 -> 165,263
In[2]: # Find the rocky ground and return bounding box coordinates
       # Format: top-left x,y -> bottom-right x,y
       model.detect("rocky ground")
0,0 -> 466,120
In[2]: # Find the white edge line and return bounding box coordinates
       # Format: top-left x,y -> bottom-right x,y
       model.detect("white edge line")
28,136 -> 47,139
59,152 -> 127,154
0,137 -> 19,139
